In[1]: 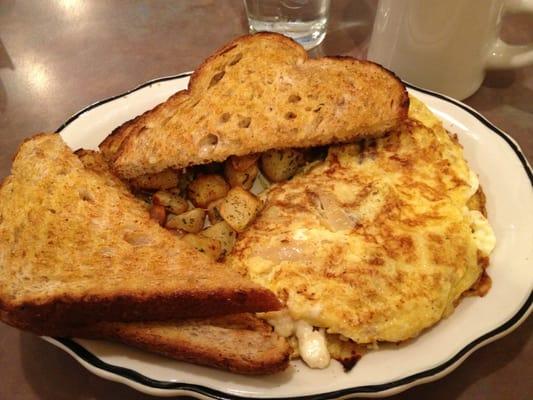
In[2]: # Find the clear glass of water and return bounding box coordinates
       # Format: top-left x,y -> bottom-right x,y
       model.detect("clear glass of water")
243,0 -> 330,50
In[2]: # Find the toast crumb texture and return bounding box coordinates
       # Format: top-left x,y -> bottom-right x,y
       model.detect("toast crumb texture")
101,33 -> 409,178
0,134 -> 280,326
1,311 -> 291,375
83,314 -> 291,375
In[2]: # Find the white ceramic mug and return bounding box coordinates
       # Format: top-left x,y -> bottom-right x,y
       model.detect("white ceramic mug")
367,0 -> 533,99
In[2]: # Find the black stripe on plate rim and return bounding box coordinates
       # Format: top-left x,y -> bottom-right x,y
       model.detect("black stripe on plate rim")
51,75 -> 532,399
51,292 -> 532,400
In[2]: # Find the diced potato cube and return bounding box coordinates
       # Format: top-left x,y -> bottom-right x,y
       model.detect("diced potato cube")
224,159 -> 258,190
187,174 -> 229,208
260,149 -> 304,182
206,198 -> 224,224
182,233 -> 223,260
166,208 -> 206,233
130,169 -> 180,190
229,154 -> 259,172
153,190 -> 189,215
201,221 -> 236,258
219,187 -> 261,232
149,204 -> 166,226
153,190 -> 172,205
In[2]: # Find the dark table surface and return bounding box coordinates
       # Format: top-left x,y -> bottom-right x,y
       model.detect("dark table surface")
0,1 -> 531,399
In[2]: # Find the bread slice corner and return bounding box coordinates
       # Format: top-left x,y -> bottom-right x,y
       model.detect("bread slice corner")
0,134 -> 280,327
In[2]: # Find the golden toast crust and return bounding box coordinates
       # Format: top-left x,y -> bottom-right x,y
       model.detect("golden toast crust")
0,134 -> 280,327
2,312 -> 291,375
101,33 -> 409,178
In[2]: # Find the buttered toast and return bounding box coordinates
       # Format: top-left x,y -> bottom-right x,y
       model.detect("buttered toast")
101,32 -> 408,179
0,134 -> 280,328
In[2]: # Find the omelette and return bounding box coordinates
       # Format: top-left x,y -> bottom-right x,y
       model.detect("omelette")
229,97 -> 495,368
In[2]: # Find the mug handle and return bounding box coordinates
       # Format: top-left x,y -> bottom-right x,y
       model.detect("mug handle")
486,0 -> 533,69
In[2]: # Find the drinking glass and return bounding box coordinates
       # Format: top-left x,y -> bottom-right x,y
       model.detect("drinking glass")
243,0 -> 330,50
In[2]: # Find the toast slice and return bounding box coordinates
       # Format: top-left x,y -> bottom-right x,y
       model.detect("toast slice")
0,134 -> 280,327
101,32 -> 409,179
2,310 -> 291,375
80,314 -> 291,375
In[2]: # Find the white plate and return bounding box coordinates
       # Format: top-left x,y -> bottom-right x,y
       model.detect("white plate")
46,73 -> 532,399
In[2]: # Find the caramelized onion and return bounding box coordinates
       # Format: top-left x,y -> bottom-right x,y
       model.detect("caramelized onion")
312,191 -> 356,231
254,242 -> 311,263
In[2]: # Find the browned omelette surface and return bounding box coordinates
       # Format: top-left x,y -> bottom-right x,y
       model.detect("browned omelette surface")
229,97 -> 495,344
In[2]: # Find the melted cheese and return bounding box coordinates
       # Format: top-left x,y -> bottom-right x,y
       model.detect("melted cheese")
468,169 -> 480,198
267,310 -> 295,338
469,210 -> 496,255
466,169 -> 495,255
267,311 -> 332,369
232,95 -> 497,368
295,320 -> 331,369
